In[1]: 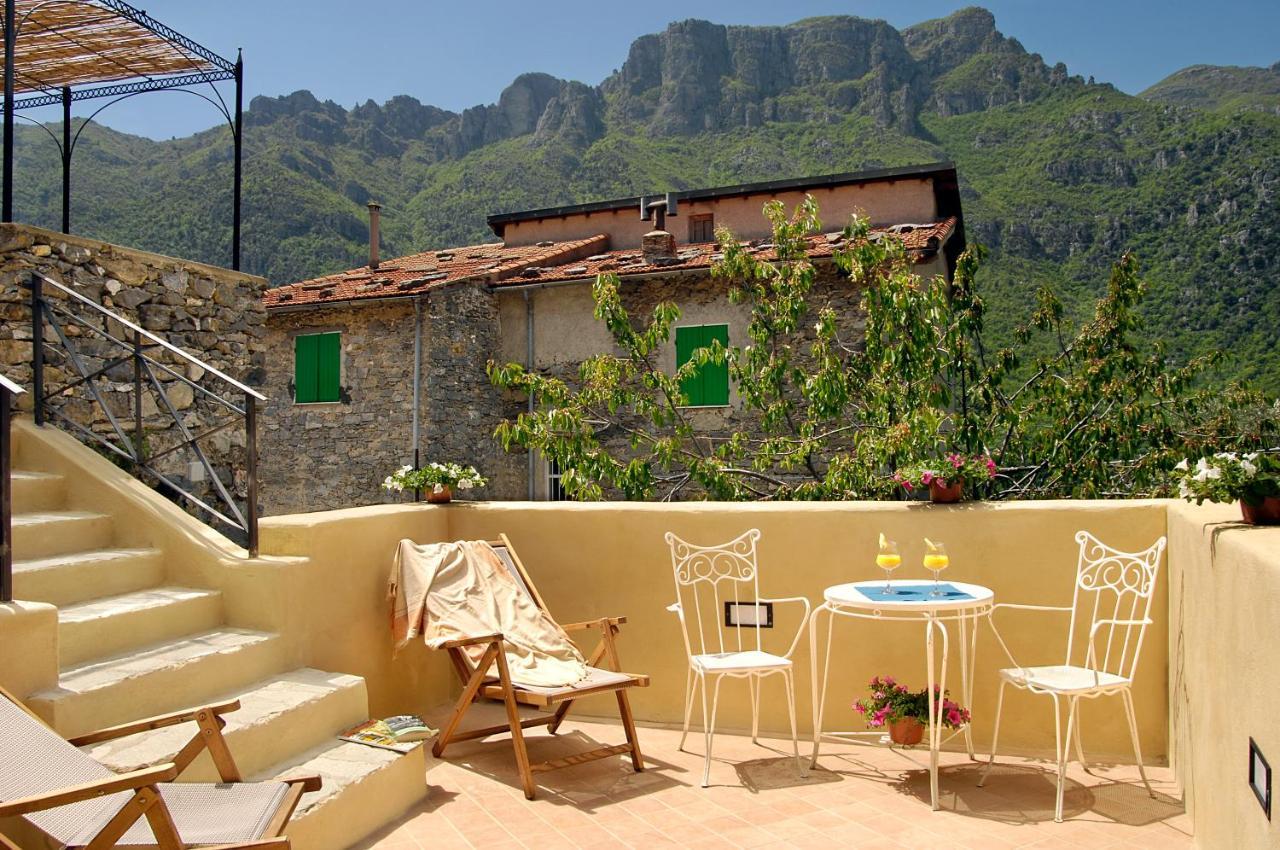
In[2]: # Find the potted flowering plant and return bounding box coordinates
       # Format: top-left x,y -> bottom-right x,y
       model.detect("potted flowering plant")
1175,451 -> 1280,525
894,453 -> 997,503
382,462 -> 487,504
853,676 -> 970,745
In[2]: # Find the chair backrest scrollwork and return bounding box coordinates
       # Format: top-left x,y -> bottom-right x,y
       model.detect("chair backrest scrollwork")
1066,530 -> 1167,682
665,529 -> 763,660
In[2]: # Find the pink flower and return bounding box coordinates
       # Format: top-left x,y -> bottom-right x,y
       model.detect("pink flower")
921,471 -> 934,485
883,676 -> 895,686
949,453 -> 963,468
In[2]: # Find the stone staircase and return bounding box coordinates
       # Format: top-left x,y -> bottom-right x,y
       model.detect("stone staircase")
8,442 -> 427,850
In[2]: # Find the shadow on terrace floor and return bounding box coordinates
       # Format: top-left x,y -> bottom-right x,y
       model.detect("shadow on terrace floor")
352,703 -> 1191,850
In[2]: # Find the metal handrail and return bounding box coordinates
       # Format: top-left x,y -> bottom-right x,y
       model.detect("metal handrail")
27,271 -> 262,556
0,374 -> 23,602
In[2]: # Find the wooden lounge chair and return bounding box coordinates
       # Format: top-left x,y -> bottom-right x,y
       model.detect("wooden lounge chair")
0,685 -> 319,849
431,535 -> 649,799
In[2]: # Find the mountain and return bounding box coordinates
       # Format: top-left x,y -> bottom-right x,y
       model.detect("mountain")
9,6 -> 1280,392
1141,62 -> 1280,114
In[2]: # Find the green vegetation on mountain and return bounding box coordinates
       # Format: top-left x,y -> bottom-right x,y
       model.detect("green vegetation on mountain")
1140,62 -> 1280,114
9,6 -> 1280,392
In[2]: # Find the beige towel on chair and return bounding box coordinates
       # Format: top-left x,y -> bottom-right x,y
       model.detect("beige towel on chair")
389,539 -> 587,688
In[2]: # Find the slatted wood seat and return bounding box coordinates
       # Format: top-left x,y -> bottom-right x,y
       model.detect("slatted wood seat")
431,535 -> 649,799
0,685 -> 319,849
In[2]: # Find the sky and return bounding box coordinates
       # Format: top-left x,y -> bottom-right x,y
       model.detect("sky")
27,0 -> 1280,140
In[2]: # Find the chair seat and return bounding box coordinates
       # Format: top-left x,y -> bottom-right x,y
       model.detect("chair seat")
693,650 -> 791,673
508,665 -> 638,697
1000,665 -> 1129,694
61,781 -> 289,847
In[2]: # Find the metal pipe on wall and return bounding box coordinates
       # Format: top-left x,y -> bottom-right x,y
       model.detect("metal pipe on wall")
412,295 -> 423,472
525,289 -> 535,499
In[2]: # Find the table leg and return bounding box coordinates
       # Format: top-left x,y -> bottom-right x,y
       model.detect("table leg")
925,617 -> 937,810
959,612 -> 975,759
808,604 -> 833,768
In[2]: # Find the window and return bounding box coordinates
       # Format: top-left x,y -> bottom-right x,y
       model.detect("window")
688,214 -> 715,243
294,332 -> 341,403
675,324 -> 729,407
545,457 -> 571,501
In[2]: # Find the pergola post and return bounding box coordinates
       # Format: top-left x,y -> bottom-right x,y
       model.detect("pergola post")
61,86 -> 71,233
3,0 -> 15,223
232,49 -> 242,271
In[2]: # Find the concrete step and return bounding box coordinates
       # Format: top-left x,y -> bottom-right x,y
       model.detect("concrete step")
11,470 -> 66,512
261,739 -> 428,850
12,547 -> 166,606
28,628 -> 287,740
58,587 -> 225,667
11,510 -> 113,559
84,668 -> 371,782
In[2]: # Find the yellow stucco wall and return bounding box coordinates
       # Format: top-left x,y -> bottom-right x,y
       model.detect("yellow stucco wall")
1168,500 -> 1280,850
500,179 -> 939,248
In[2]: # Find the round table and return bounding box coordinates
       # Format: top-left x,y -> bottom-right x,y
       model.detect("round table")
808,579 -> 995,810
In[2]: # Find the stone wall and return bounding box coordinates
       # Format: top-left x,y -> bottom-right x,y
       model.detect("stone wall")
0,223 -> 267,536
259,301 -> 418,515
259,283 -> 524,516
423,282 -> 524,500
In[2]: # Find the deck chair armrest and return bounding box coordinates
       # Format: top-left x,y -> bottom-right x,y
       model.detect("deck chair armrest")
67,699 -> 242,746
560,616 -> 627,632
282,774 -> 323,793
438,633 -> 504,650
0,763 -> 179,817
196,841 -> 292,850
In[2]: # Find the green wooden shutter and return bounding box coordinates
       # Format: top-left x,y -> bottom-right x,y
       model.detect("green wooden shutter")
675,325 -> 702,406
294,335 -> 318,403
702,324 -> 729,405
316,333 -> 341,402
675,324 -> 729,407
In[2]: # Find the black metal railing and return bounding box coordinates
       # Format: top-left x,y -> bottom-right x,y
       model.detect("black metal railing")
0,373 -> 22,602
27,271 -> 264,556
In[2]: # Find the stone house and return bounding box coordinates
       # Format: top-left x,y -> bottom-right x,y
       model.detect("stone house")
259,163 -> 965,513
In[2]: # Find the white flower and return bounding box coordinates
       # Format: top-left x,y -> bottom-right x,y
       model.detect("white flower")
1244,452 -> 1259,461
1214,452 -> 1238,461
457,478 -> 474,491
1178,481 -> 1193,499
1173,459 -> 1189,471
1241,459 -> 1257,477
432,483 -> 444,493
814,322 -> 822,333
399,464 -> 412,474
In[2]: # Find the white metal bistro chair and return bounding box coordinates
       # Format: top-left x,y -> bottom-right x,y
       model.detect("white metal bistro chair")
664,528 -> 810,787
978,530 -> 1167,822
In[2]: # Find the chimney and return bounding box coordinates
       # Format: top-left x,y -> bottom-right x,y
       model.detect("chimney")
367,201 -> 382,269
640,195 -> 678,264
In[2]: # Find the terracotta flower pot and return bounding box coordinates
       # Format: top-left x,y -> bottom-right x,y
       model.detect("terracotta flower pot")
928,480 -> 963,503
888,717 -> 924,746
1241,496 -> 1280,525
426,485 -> 453,504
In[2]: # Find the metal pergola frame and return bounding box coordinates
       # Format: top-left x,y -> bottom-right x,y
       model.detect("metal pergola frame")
1,0 -> 244,268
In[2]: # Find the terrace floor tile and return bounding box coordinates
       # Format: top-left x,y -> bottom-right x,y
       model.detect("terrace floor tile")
351,705 -> 1190,850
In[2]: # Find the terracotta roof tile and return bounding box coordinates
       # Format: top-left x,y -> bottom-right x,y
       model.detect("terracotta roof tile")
491,217 -> 958,288
262,219 -> 957,311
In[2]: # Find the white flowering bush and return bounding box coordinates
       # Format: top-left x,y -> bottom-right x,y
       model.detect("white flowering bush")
1175,451 -> 1279,506
382,462 -> 487,495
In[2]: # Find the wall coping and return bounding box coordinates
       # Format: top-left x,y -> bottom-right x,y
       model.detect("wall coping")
1,222 -> 267,289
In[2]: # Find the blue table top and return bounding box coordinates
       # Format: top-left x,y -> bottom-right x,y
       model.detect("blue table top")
854,583 -> 975,602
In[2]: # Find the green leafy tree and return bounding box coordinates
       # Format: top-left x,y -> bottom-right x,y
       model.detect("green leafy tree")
489,198 -> 1275,501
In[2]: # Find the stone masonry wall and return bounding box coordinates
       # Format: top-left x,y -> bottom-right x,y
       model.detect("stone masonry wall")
0,223 -> 267,533
423,283 -> 524,500
259,301 -> 417,515
259,283 -> 523,516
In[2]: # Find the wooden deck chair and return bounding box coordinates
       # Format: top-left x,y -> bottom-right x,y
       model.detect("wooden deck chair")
0,685 -> 319,849
430,535 -> 649,799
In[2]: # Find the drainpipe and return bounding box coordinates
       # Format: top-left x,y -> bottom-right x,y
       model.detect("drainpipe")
411,295 -> 423,499
525,289 -> 535,500
367,201 -> 381,270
